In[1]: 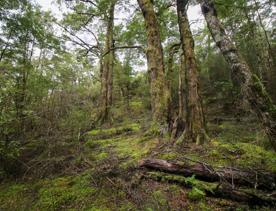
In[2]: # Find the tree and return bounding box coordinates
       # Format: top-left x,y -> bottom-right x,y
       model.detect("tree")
0,1 -> 59,143
198,0 -> 276,151
213,0 -> 275,102
166,43 -> 180,131
137,0 -> 169,127
99,0 -> 116,123
176,0 -> 208,144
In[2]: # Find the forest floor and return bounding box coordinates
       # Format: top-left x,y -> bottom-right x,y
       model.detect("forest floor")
1,104 -> 276,210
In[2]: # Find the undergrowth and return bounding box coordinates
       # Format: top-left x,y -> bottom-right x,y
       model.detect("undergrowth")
1,119 -> 275,210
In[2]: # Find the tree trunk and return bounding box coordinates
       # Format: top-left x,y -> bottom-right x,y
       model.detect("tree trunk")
177,0 -> 208,144
99,0 -> 116,123
178,54 -> 185,120
198,0 -> 276,151
137,0 -> 169,126
139,158 -> 276,191
167,43 -> 180,132
171,54 -> 186,139
252,0 -> 276,103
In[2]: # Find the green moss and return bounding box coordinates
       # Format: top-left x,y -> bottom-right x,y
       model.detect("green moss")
0,183 -> 31,210
144,123 -> 162,137
208,140 -> 276,171
147,172 -> 216,202
158,152 -> 179,160
152,190 -> 167,206
115,136 -> 158,168
184,175 -> 216,194
85,206 -> 111,211
198,202 -> 212,210
168,184 -> 182,194
35,173 -> 96,210
236,143 -> 276,171
130,101 -> 143,108
215,121 -> 265,144
118,202 -> 135,211
84,140 -> 99,148
86,123 -> 140,140
94,152 -> 108,161
252,75 -> 275,106
87,128 -> 116,137
148,171 -> 186,183
84,138 -> 117,153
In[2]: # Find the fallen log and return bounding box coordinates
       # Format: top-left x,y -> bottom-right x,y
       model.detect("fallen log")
143,171 -> 276,206
138,158 -> 276,191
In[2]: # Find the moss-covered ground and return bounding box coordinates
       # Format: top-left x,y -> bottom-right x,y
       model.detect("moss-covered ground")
1,117 -> 275,210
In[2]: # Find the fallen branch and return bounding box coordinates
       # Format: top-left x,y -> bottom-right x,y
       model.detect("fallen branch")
138,158 -> 276,191
143,171 -> 276,206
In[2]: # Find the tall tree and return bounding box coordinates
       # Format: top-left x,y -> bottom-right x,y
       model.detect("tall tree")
171,53 -> 186,139
167,43 -> 180,131
198,0 -> 276,151
137,0 -> 169,126
99,0 -> 116,123
0,1 -> 59,142
176,0 -> 208,144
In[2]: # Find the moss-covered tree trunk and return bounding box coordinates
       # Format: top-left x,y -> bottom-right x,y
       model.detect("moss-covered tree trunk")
171,54 -> 186,139
177,0 -> 208,144
99,1 -> 116,123
167,43 -> 180,131
178,54 -> 185,120
198,0 -> 276,151
137,0 -> 169,126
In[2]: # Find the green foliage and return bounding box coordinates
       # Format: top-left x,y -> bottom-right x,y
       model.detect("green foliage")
185,175 -> 215,198
187,187 -> 206,201
0,140 -> 21,178
0,141 -> 20,162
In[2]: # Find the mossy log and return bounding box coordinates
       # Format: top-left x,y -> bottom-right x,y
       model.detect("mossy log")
139,158 -> 276,191
143,171 -> 276,206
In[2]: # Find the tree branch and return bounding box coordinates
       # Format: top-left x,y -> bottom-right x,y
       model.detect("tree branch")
102,45 -> 145,57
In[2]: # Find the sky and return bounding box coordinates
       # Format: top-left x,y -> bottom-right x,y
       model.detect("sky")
35,0 -> 204,30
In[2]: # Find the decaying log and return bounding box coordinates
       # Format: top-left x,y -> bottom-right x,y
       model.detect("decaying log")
143,171 -> 276,206
139,158 -> 276,191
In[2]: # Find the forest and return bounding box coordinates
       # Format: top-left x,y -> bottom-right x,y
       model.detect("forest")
0,0 -> 276,210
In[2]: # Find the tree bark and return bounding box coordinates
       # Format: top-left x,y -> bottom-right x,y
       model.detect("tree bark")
177,0 -> 208,144
178,54 -> 185,121
171,54 -> 186,139
167,43 -> 180,131
99,0 -> 116,123
198,0 -> 276,151
137,0 -> 169,125
139,158 -> 276,191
